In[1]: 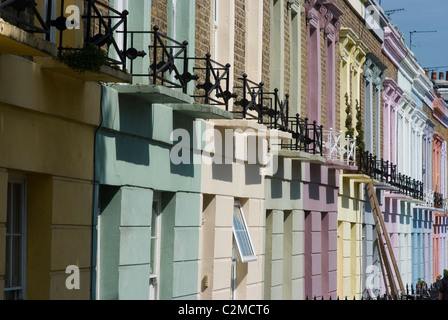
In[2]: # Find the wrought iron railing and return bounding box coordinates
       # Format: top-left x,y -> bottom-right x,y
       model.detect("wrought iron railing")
233,73 -> 264,122
146,26 -> 191,92
434,192 -> 444,209
280,115 -> 323,155
357,148 -> 424,201
53,0 -> 129,68
192,53 -> 235,108
260,88 -> 290,131
0,0 -> 52,38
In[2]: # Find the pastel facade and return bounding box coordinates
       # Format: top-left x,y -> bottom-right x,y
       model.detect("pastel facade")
0,0 -> 131,300
1,0 -> 448,301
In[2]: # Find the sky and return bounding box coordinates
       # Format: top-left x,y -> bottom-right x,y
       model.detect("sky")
379,0 -> 448,72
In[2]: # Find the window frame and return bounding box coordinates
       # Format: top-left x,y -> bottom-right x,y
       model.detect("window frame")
232,201 -> 257,263
149,192 -> 162,300
4,178 -> 27,300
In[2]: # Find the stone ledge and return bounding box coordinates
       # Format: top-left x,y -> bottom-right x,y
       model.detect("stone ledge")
0,18 -> 57,56
111,84 -> 194,104
169,103 -> 234,120
35,56 -> 132,83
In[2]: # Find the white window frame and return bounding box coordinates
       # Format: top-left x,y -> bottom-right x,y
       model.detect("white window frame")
4,178 -> 27,300
149,193 -> 162,300
232,201 -> 257,263
231,243 -> 237,300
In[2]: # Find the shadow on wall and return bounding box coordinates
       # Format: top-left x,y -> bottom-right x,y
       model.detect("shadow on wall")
170,112 -> 196,178
116,95 -> 151,165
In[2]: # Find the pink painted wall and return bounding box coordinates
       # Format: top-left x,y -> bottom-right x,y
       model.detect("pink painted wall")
303,164 -> 339,299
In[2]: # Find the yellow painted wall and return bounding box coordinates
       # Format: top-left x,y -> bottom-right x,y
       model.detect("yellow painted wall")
0,54 -> 100,181
0,52 -> 100,299
27,176 -> 92,300
337,176 -> 363,299
0,170 -> 7,297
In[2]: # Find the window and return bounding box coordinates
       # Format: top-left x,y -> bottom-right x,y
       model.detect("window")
4,180 -> 26,300
149,193 -> 162,300
233,202 -> 256,263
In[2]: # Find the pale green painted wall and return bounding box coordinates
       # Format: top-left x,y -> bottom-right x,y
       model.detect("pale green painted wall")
160,192 -> 201,300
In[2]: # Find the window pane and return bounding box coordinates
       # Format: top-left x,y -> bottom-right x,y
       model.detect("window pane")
151,203 -> 158,238
233,203 -> 256,263
6,183 -> 12,232
5,236 -> 11,287
12,183 -> 23,234
11,236 -> 22,287
5,181 -> 25,300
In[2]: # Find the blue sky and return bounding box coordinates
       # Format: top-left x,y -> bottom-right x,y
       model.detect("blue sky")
379,0 -> 448,72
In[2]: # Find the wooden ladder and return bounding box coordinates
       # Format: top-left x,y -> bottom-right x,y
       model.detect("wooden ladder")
366,183 -> 405,299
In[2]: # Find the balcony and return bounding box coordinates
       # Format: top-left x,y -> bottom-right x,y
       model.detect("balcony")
413,190 -> 448,213
0,0 -> 57,56
0,0 -> 131,82
322,129 -> 357,170
350,148 -> 425,202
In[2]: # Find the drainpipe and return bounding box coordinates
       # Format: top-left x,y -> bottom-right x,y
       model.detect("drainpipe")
91,82 -> 105,300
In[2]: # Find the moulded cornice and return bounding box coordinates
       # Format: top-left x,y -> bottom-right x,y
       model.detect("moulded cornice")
382,23 -> 407,68
413,108 -> 429,128
364,53 -> 386,85
320,2 -> 343,42
287,0 -> 303,13
305,0 -> 325,28
434,132 -> 445,143
425,91 -> 436,110
382,78 -> 403,108
399,92 -> 417,112
413,73 -> 434,103
400,50 -> 421,83
339,28 -> 368,67
433,97 -> 448,128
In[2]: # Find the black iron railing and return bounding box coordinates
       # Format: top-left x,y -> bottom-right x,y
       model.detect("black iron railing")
357,148 -> 424,201
233,73 -> 264,121
146,26 -> 190,92
54,0 -> 129,68
0,0 -> 52,38
192,53 -> 235,108
281,115 -> 323,155
434,192 -> 444,209
261,89 -> 290,131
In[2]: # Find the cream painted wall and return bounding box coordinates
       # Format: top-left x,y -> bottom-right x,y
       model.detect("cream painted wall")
199,121 -> 266,300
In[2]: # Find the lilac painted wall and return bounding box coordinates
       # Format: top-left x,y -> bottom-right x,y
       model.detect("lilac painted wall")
303,163 -> 339,299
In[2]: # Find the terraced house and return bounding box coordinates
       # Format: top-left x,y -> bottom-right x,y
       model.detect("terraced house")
0,0 -> 447,301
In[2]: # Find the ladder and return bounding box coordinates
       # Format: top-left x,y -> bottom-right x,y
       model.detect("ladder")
366,183 -> 405,299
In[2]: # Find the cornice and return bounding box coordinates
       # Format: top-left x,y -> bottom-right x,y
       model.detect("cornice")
413,73 -> 435,104
305,0 -> 325,28
339,28 -> 368,65
399,50 -> 421,83
363,53 -> 386,85
287,0 -> 303,13
320,1 -> 343,42
382,78 -> 403,108
382,23 -> 407,68
433,97 -> 448,128
399,92 -> 417,113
